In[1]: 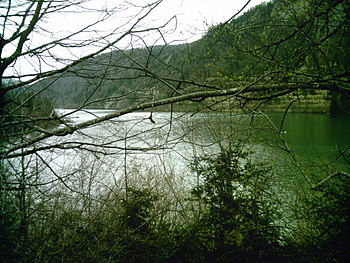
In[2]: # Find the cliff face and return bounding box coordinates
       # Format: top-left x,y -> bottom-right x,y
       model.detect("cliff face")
196,89 -> 344,114
261,90 -> 332,113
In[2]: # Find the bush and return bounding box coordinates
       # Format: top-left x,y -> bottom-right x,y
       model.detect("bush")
286,174 -> 350,263
2,145 -> 349,262
0,184 -> 18,262
174,144 -> 282,262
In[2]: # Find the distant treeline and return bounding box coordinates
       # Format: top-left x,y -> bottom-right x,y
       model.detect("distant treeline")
32,0 -> 350,113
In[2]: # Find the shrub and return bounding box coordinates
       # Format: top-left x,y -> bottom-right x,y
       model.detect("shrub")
176,144 -> 282,262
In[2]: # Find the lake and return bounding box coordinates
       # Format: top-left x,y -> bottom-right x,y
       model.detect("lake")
9,110 -> 350,199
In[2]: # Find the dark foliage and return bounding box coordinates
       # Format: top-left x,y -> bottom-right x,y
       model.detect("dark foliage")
177,145 -> 283,263
286,175 -> 350,263
1,146 -> 349,262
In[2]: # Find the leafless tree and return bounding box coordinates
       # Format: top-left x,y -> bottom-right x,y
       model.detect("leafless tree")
0,0 -> 349,261
0,0 -> 348,159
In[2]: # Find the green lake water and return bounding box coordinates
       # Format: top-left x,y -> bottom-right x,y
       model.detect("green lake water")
268,113 -> 349,171
272,113 -> 350,148
192,111 -> 350,184
251,113 -> 350,190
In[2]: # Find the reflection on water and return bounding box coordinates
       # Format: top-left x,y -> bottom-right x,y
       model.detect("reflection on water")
53,110 -> 349,173
270,113 -> 350,147
265,113 -> 350,174
8,110 -> 350,196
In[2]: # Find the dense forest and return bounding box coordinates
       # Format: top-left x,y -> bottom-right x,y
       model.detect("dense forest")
32,0 -> 350,113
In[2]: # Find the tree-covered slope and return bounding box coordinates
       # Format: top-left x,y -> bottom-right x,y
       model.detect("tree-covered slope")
33,0 -> 350,113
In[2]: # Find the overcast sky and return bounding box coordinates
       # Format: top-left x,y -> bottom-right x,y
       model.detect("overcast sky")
44,0 -> 268,45
158,0 -> 266,41
4,0 -> 267,77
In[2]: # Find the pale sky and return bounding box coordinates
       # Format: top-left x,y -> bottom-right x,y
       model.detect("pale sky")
3,0 -> 267,78
158,0 -> 266,41
39,0 -> 267,46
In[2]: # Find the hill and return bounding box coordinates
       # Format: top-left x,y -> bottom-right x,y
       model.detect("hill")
33,0 -> 350,113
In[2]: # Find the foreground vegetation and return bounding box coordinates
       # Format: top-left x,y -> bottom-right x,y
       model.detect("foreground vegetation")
1,143 -> 349,263
1,0 -> 349,262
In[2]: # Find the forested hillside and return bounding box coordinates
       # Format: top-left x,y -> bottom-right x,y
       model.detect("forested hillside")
33,0 -> 350,113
